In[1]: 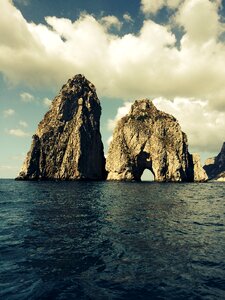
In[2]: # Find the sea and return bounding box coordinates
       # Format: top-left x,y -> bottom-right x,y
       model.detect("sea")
0,179 -> 225,300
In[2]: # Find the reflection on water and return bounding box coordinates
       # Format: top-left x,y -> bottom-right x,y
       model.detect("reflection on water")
0,180 -> 225,299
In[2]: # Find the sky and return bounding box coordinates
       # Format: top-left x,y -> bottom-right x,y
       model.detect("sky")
0,0 -> 225,178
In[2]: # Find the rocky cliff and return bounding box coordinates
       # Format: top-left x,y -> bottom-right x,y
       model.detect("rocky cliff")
17,74 -> 106,180
204,142 -> 225,180
106,99 -> 207,182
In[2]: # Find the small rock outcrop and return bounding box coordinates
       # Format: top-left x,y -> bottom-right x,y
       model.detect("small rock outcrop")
106,99 -> 207,182
204,142 -> 225,180
17,74 -> 106,180
215,172 -> 225,182
191,153 -> 208,182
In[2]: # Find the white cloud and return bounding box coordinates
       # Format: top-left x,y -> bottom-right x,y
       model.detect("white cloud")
43,97 -> 52,107
19,120 -> 28,127
153,97 -> 225,153
100,15 -> 122,30
123,13 -> 133,23
0,0 -> 223,163
1,0 -> 224,112
8,128 -> 29,137
141,0 -> 165,15
140,0 -> 183,15
107,102 -> 132,131
3,108 -> 15,117
20,92 -> 34,102
176,0 -> 223,44
107,101 -> 132,146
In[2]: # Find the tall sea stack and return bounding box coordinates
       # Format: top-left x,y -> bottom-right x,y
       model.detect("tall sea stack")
106,99 -> 207,182
17,74 -> 106,180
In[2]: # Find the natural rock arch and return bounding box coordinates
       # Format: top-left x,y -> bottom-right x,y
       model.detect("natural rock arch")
126,150 -> 156,181
106,100 -> 207,182
140,168 -> 155,181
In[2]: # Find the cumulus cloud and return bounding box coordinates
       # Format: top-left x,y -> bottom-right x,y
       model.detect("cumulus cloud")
100,15 -> 122,30
123,13 -> 133,23
141,0 -> 165,15
0,0 -> 225,111
140,0 -> 183,15
0,0 -> 225,153
106,102 -> 132,146
43,97 -> 52,107
3,108 -> 15,117
19,120 -> 28,127
8,128 -> 29,137
153,98 -> 225,153
20,92 -> 34,102
107,102 -> 132,131
176,0 -> 223,44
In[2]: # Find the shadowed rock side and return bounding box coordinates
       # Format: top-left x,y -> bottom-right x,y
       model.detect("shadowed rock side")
204,142 -> 225,181
106,100 -> 207,182
17,75 -> 106,180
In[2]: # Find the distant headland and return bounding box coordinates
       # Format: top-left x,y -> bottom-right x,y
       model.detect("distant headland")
16,75 -> 224,182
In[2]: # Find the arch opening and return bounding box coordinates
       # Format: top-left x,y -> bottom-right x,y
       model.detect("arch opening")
141,168 -> 154,182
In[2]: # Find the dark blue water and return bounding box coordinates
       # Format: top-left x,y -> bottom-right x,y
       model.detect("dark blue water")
0,180 -> 225,300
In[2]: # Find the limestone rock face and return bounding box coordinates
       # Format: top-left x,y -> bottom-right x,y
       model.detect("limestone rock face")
191,153 -> 208,182
17,74 -> 106,180
106,99 -> 207,182
204,142 -> 225,180
215,172 -> 225,182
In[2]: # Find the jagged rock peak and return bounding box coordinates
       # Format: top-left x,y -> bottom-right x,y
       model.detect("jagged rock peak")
204,142 -> 225,180
60,74 -> 97,98
16,74 -> 106,180
130,99 -> 171,117
131,99 -> 157,113
106,99 -> 207,182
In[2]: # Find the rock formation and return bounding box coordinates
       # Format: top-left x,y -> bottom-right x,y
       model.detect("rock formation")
204,142 -> 225,181
215,172 -> 225,182
191,153 -> 208,182
17,74 -> 106,180
106,99 -> 207,182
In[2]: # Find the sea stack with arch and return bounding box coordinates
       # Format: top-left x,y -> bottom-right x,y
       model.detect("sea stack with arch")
106,99 -> 207,182
16,74 -> 207,182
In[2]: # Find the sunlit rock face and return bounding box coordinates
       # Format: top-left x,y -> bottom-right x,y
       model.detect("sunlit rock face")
106,99 -> 207,182
204,142 -> 225,181
16,74 -> 106,180
191,153 -> 208,182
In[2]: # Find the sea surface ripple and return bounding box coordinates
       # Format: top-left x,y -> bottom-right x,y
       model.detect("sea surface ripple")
0,180 -> 225,299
